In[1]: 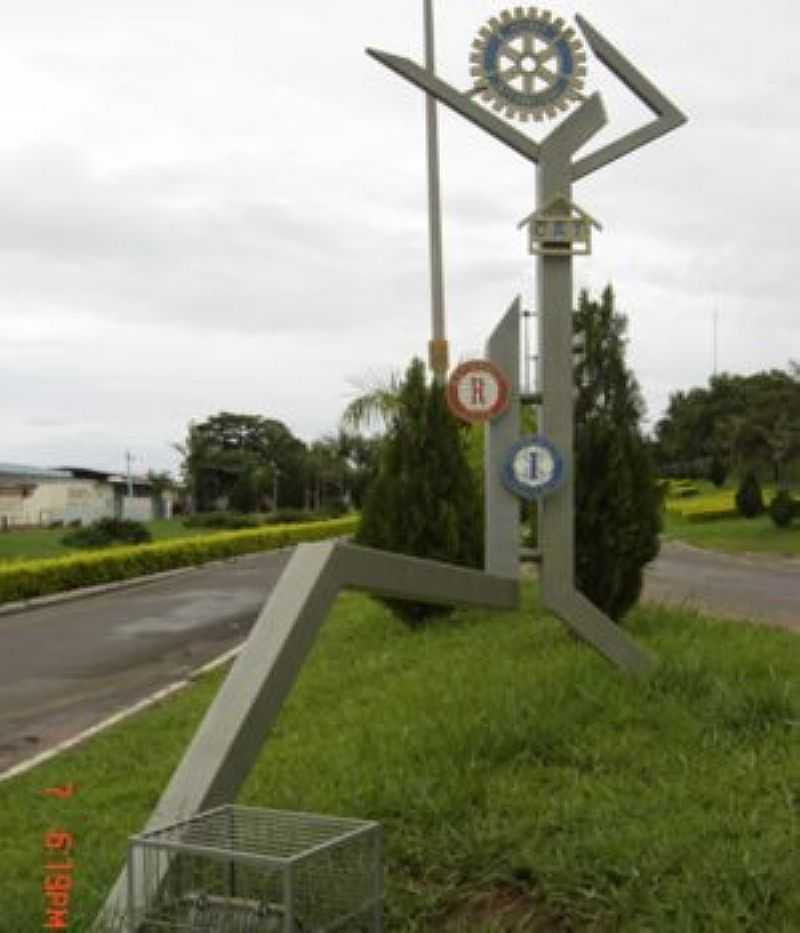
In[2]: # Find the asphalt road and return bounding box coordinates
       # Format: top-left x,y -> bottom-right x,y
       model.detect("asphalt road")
1,539 -> 798,776
643,540 -> 800,631
0,548 -> 292,774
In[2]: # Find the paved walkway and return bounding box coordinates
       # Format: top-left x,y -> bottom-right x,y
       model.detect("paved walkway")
643,539 -> 800,632
0,549 -> 291,775
2,538 -> 798,777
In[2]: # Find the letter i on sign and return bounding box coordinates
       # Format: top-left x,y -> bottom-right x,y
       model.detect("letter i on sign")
529,452 -> 538,480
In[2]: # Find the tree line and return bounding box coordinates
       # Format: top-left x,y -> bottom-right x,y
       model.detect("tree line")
175,412 -> 379,514
173,284 -> 665,625
653,363 -> 800,486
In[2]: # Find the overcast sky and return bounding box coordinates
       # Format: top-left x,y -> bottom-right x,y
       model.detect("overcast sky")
2,1 -> 798,476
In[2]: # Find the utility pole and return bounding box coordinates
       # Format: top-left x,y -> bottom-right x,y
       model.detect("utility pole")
712,308 -> 718,377
125,450 -> 134,498
522,308 -> 537,393
271,461 -> 279,513
424,0 -> 448,382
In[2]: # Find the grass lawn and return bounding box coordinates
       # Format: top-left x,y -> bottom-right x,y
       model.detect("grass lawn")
663,480 -> 800,557
663,510 -> 800,557
0,518 -> 209,564
2,584 -> 800,930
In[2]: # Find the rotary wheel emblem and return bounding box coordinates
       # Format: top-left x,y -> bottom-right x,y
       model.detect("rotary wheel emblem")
470,7 -> 587,121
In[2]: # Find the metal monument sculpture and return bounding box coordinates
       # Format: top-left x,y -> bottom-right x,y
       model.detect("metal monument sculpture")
97,10 -> 685,926
368,7 -> 687,674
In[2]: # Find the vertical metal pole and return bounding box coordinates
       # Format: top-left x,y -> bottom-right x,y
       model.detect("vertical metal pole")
284,865 -> 293,933
522,309 -> 531,393
712,308 -> 718,377
125,450 -> 134,498
423,0 -> 447,382
126,847 -> 136,933
271,461 -> 279,512
536,155 -> 575,607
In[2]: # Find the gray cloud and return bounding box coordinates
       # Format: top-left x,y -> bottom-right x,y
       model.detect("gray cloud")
1,0 -> 798,473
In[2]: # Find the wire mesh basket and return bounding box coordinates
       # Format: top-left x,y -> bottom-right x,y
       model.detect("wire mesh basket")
125,805 -> 383,932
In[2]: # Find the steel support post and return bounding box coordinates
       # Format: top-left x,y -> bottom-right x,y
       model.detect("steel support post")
484,297 -> 521,577
536,156 -> 576,607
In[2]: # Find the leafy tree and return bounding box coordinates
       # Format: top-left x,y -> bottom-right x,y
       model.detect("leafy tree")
335,431 -> 382,509
176,412 -> 307,511
655,367 -> 800,483
341,372 -> 404,433
355,358 -> 483,627
573,286 -> 661,621
306,434 -> 355,512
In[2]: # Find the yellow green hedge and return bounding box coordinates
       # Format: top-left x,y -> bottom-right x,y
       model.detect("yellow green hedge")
666,490 -> 739,524
0,516 -> 358,606
682,507 -> 740,524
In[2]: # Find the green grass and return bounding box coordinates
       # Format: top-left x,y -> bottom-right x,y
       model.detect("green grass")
2,585 -> 800,930
662,480 -> 800,557
0,518 -> 212,563
663,509 -> 800,557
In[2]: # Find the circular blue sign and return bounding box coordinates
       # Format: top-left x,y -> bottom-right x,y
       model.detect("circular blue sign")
502,435 -> 565,500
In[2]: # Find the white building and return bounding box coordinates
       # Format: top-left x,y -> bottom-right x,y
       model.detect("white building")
0,464 -> 174,528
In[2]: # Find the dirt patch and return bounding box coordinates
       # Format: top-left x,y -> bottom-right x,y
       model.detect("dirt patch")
427,884 -> 577,932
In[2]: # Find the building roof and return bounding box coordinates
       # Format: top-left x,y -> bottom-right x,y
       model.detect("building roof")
56,467 -> 159,487
54,466 -> 113,481
0,463 -> 164,487
518,193 -> 603,230
0,463 -> 72,480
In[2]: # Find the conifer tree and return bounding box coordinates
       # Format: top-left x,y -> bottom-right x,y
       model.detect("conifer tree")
573,286 -> 661,621
735,470 -> 764,518
356,357 -> 483,626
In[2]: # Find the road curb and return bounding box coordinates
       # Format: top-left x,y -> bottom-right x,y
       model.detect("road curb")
0,643 -> 246,783
0,546 -> 296,619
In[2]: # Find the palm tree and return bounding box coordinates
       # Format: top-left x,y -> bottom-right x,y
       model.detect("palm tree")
340,372 -> 403,433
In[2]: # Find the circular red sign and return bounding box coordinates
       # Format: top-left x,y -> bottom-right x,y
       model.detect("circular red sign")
446,359 -> 510,424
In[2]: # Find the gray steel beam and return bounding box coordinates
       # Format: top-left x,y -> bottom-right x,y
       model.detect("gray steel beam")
571,16 -> 687,180
535,89 -> 654,674
97,541 -> 518,926
484,298 -> 521,578
366,50 -> 540,164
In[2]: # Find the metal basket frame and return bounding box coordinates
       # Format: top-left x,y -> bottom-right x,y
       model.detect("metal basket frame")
127,805 -> 383,932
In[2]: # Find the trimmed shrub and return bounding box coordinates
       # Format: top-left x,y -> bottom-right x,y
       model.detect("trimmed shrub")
735,471 -> 765,518
183,512 -> 259,530
769,490 -> 796,528
263,509 -> 315,525
685,507 -> 740,524
0,516 -> 358,605
61,517 -> 152,549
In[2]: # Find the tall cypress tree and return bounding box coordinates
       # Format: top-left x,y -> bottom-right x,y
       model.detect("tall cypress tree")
356,357 -> 483,626
573,286 -> 661,621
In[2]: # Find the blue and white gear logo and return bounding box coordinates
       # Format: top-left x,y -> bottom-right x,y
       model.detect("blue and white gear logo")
470,8 -> 586,122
